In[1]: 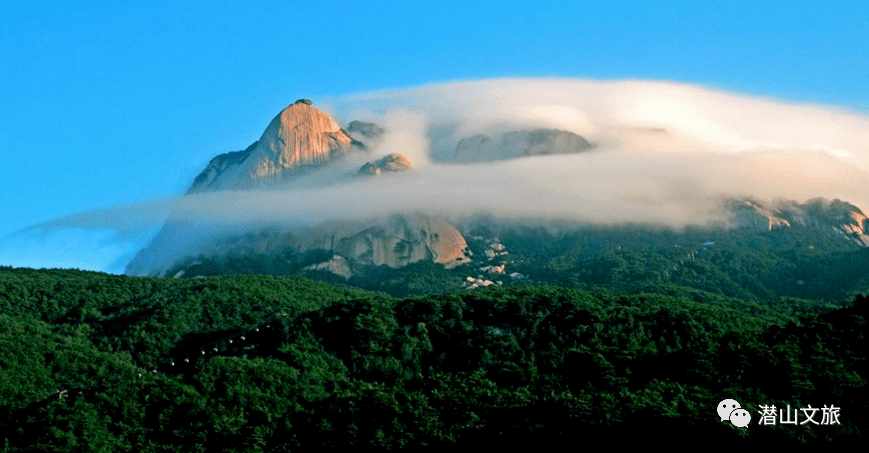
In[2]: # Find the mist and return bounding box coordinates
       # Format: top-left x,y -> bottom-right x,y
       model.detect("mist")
325,78 -> 869,219
181,77 -> 869,226
6,78 -> 869,273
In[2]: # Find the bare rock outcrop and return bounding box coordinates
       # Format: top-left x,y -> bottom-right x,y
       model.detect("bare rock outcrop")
451,128 -> 593,162
303,254 -> 352,279
346,120 -> 385,141
330,213 -> 471,268
230,213 -> 470,269
778,198 -> 869,246
725,197 -> 869,246
358,153 -> 412,176
727,199 -> 792,231
127,211 -> 473,277
132,213 -> 472,277
187,101 -> 364,193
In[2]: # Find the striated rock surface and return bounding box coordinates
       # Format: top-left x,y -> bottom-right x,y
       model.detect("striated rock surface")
330,213 -> 470,268
728,199 -> 792,231
358,153 -> 412,176
187,100 -> 364,193
215,213 -> 471,269
841,211 -> 869,245
779,198 -> 869,246
451,128 -> 593,162
725,197 -> 869,246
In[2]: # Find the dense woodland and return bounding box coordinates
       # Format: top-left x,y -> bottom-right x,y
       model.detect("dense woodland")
1,231 -> 867,451
167,223 -> 869,302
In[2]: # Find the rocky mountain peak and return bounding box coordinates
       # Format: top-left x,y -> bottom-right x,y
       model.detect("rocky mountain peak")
127,103 -> 468,278
187,101 -> 364,193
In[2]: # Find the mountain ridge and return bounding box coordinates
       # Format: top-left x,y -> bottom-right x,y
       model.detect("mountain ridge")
126,99 -> 869,279
186,99 -> 365,193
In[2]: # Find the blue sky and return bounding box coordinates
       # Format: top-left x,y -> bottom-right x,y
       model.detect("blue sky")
1,1 -> 867,273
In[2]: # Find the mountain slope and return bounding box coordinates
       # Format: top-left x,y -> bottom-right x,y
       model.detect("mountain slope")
125,99 -> 868,281
727,197 -> 869,246
126,101 -> 471,277
187,99 -> 364,193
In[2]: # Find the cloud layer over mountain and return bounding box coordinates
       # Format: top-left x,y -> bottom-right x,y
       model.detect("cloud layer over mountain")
7,78 -> 869,272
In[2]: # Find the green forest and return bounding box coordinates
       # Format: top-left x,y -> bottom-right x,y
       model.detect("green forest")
1,254 -> 866,449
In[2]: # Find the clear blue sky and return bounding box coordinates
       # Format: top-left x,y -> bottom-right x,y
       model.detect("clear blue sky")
1,1 -> 867,273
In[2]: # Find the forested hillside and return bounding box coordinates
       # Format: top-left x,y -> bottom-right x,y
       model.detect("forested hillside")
165,223 -> 869,303
1,266 -> 865,450
497,224 -> 869,302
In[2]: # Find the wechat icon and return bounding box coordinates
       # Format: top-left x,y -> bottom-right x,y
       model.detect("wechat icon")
718,398 -> 751,428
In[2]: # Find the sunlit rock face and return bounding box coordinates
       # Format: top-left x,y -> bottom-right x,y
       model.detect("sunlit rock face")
126,102 -> 471,277
358,153 -> 412,176
187,100 -> 364,193
842,211 -> 869,246
450,128 -> 593,162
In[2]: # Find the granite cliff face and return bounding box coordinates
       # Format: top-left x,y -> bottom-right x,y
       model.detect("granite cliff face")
187,100 -> 364,193
359,153 -> 412,176
126,213 -> 472,278
728,199 -> 793,231
725,197 -> 869,246
210,213 -> 471,269
126,101 -> 470,278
